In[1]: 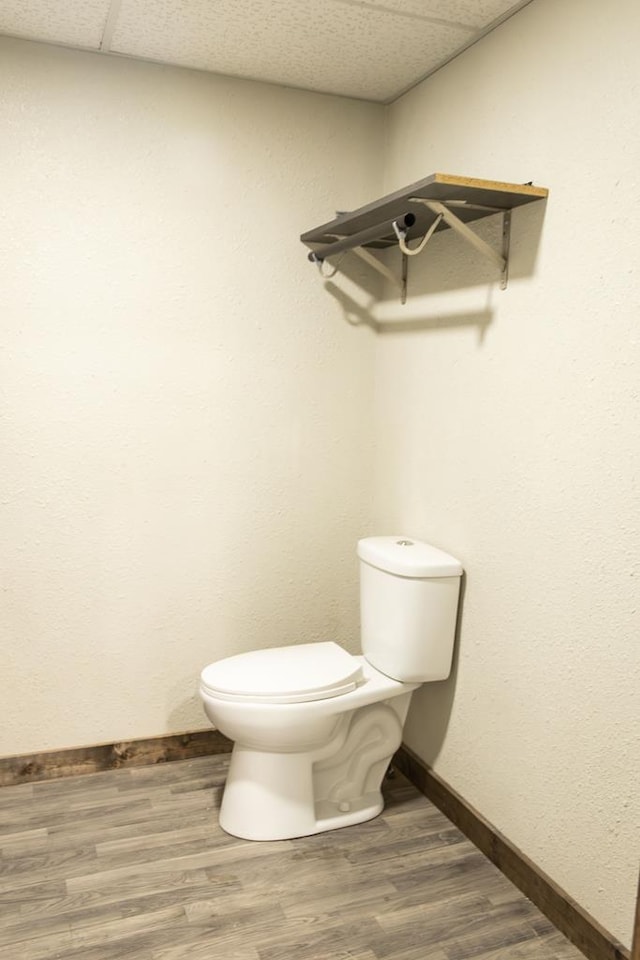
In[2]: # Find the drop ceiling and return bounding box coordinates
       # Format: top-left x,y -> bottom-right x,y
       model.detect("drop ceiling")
0,0 -> 533,103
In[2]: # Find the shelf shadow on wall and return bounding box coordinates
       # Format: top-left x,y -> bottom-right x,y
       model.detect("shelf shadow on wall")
376,303 -> 494,340
325,279 -> 494,341
320,199 -> 546,338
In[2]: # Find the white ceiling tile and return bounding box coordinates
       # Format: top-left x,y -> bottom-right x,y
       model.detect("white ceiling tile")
0,0 -> 533,101
0,0 -> 111,49
110,0 -> 473,101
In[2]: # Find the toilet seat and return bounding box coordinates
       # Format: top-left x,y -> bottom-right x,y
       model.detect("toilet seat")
200,641 -> 362,704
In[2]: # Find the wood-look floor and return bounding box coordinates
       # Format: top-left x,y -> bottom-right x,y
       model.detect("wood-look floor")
0,755 -> 584,960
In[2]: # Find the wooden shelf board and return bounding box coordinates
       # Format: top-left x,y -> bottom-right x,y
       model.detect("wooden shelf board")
301,172 -> 548,250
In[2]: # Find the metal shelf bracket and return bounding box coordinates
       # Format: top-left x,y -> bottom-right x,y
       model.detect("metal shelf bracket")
409,198 -> 511,289
310,235 -> 410,304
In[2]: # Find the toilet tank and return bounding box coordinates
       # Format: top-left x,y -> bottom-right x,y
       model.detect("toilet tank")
358,536 -> 463,683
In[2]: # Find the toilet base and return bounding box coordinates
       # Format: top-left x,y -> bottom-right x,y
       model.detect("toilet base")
219,744 -> 387,841
314,793 -> 385,834
218,699 -> 409,841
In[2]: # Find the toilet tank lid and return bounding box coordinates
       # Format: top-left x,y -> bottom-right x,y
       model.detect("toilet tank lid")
358,536 -> 463,578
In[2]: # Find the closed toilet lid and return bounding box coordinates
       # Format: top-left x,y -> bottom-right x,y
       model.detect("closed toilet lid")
200,641 -> 362,704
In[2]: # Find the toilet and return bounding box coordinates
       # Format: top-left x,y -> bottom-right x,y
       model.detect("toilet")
199,536 -> 462,841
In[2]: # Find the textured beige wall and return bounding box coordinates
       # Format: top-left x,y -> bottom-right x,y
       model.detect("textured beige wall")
2,7 -> 638,948
376,0 -> 640,946
0,38 -> 381,755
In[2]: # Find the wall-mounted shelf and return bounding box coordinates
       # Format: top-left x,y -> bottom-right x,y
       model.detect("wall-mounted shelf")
301,173 -> 548,300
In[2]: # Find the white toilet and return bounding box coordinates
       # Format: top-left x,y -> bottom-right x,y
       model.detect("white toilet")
199,536 -> 462,841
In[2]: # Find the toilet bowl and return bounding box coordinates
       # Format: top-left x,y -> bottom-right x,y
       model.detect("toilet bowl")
200,644 -> 418,840
199,536 -> 462,841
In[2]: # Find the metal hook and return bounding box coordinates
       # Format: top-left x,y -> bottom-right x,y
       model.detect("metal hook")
392,213 -> 444,257
310,252 -> 343,279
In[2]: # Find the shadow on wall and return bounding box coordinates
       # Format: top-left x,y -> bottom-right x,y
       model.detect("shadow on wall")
168,691 -> 202,733
318,199 -> 548,339
403,571 -> 468,766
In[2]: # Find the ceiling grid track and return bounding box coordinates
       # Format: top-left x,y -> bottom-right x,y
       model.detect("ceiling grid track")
387,0 -> 536,102
329,0 -> 477,33
100,0 -> 122,53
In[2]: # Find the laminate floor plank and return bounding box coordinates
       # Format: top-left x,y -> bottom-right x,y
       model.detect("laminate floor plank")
0,755 -> 584,960
0,843 -> 98,886
95,821 -> 231,858
449,932 -> 577,960
31,770 -> 135,795
0,798 -> 152,837
0,875 -> 242,947
374,890 -> 498,932
0,827 -> 49,853
279,879 -> 398,919
152,941 -> 259,960
255,913 -> 384,960
48,806 -> 215,849
0,783 -> 34,807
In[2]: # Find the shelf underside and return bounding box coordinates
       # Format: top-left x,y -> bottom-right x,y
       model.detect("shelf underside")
301,173 -> 548,252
